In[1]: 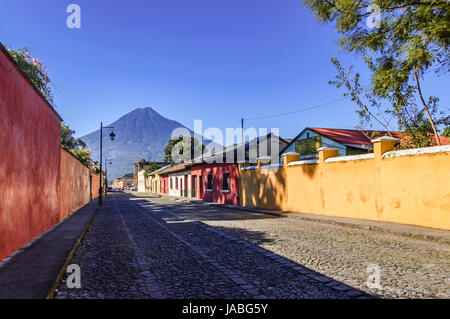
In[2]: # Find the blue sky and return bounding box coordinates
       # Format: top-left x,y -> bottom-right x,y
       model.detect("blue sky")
1,0 -> 448,143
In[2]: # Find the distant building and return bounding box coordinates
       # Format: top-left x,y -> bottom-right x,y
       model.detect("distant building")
134,160 -> 168,191
137,170 -> 146,192
113,177 -> 134,189
133,160 -> 152,187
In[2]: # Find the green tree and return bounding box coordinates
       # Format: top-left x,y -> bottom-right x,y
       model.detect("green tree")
443,126 -> 450,138
164,136 -> 205,164
303,0 -> 449,146
61,123 -> 92,167
144,161 -> 161,179
7,47 -> 54,106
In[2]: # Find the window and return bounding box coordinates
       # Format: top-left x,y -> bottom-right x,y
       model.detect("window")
176,177 -> 178,190
222,173 -> 230,191
207,174 -> 213,189
170,178 -> 172,189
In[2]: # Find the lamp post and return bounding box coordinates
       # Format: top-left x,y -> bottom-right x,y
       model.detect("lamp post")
105,157 -> 112,197
98,122 -> 116,205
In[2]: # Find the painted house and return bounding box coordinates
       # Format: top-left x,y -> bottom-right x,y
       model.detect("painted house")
147,165 -> 171,193
281,127 -> 401,159
159,171 -> 170,195
190,133 -> 290,205
160,163 -> 192,198
153,134 -> 289,204
190,163 -> 239,205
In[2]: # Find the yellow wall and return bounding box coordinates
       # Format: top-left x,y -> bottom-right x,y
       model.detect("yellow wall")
239,141 -> 450,230
145,174 -> 159,193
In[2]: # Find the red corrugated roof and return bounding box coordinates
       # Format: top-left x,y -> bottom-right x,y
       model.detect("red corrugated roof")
309,128 -> 401,148
159,162 -> 191,175
438,136 -> 450,145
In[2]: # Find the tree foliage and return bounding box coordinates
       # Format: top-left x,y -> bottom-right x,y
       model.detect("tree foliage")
144,161 -> 161,179
303,0 -> 449,147
164,136 -> 205,164
7,47 -> 55,106
61,123 -> 92,167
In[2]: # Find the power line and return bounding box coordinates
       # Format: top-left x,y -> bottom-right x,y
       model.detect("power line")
242,66 -> 446,123
244,97 -> 351,121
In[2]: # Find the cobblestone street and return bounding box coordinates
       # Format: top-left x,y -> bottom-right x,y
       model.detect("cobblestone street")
56,193 -> 449,299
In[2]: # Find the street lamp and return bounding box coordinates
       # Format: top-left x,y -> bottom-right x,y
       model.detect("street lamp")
104,157 -> 113,197
98,122 -> 115,205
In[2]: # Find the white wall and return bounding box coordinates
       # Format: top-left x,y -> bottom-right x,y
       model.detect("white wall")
168,172 -> 191,197
137,170 -> 146,192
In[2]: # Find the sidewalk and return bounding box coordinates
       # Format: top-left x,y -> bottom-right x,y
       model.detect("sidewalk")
140,192 -> 450,244
0,199 -> 99,299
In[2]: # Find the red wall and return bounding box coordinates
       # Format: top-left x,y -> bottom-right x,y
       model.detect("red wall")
159,175 -> 169,194
0,46 -> 61,261
190,163 -> 239,205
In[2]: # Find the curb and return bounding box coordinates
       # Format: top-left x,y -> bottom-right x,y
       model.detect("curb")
189,201 -> 449,244
199,202 -> 286,217
45,203 -> 101,299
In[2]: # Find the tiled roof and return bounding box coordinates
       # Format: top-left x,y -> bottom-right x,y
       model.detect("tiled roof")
309,128 -> 401,148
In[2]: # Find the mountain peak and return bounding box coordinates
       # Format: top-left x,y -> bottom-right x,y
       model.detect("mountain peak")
81,107 -> 219,179
81,107 -> 190,179
127,106 -> 159,116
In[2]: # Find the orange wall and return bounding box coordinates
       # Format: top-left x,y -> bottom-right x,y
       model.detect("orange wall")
239,164 -> 287,210
60,149 -> 91,220
91,173 -> 100,199
240,144 -> 450,230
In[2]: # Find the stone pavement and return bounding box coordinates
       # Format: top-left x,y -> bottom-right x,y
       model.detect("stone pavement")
55,194 -> 370,299
156,194 -> 450,244
98,194 -> 449,299
4,192 -> 446,299
150,192 -> 450,244
0,199 -> 99,299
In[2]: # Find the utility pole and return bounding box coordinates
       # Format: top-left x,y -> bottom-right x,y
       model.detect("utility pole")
241,117 -> 245,163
